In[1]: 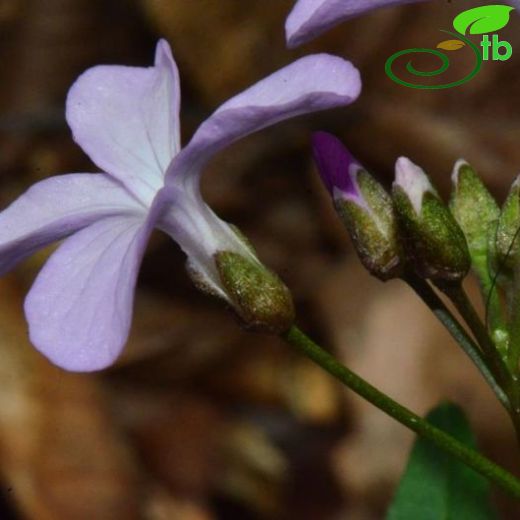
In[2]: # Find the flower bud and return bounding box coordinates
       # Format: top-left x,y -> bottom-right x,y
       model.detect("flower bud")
449,160 -> 499,266
312,131 -> 401,280
494,176 -> 520,273
392,157 -> 470,281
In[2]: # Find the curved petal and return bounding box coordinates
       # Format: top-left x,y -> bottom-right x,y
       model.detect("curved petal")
285,0 -> 427,48
0,173 -> 143,276
66,39 -> 181,204
166,53 -> 361,185
24,203 -> 162,372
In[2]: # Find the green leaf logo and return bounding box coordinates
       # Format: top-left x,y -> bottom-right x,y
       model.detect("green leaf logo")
453,5 -> 514,35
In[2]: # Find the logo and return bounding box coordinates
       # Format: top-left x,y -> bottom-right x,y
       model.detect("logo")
385,5 -> 514,89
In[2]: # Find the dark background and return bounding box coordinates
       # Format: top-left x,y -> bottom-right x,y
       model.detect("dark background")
0,0 -> 519,518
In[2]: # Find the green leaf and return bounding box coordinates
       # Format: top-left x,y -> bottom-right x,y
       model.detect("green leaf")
386,403 -> 496,520
453,5 -> 514,35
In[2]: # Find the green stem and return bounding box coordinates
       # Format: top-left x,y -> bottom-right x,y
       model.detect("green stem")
436,282 -> 512,393
282,325 -> 520,499
430,282 -> 520,443
508,259 -> 520,374
474,261 -> 508,357
404,274 -> 509,411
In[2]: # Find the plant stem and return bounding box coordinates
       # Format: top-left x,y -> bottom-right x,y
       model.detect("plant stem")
436,283 -> 510,389
508,260 -> 520,374
282,325 -> 520,499
471,258 -> 509,358
435,282 -> 520,441
404,274 -> 509,410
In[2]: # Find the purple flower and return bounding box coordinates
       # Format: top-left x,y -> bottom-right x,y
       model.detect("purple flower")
285,0 -> 520,48
311,131 -> 364,205
0,40 -> 361,372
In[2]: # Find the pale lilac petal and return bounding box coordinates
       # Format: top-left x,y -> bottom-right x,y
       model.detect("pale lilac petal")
66,39 -> 181,204
285,0 -> 427,48
0,173 -> 143,275
166,54 -> 361,185
24,202 -> 161,371
394,157 -> 435,214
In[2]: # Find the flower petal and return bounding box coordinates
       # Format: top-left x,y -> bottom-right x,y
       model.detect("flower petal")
66,39 -> 181,204
0,173 -> 143,276
311,131 -> 360,198
166,54 -> 360,185
285,0 -> 427,48
394,157 -> 435,215
24,207 -> 160,372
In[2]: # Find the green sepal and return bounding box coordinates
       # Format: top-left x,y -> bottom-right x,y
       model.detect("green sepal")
450,162 -> 499,266
450,162 -> 506,347
215,251 -> 295,334
493,178 -> 520,275
393,187 -> 470,281
335,171 -> 401,281
494,180 -> 520,370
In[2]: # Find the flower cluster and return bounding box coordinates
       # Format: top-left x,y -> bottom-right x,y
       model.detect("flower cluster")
312,131 -> 472,282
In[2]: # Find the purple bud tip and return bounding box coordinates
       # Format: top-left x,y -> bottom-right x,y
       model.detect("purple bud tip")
311,131 -> 361,198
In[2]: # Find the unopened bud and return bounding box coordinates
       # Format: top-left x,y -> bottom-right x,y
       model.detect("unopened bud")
494,176 -> 520,273
312,131 -> 401,280
393,157 -> 470,281
450,160 -> 499,266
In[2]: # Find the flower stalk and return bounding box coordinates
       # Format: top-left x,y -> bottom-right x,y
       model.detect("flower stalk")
436,282 -> 511,391
403,273 -> 509,410
282,325 -> 520,499
509,257 -> 520,375
435,280 -> 520,442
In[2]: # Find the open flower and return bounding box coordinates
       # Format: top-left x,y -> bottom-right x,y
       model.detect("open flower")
0,40 -> 361,371
285,0 -> 520,48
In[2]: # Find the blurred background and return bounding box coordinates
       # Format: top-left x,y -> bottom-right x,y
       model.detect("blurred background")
0,0 -> 519,518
